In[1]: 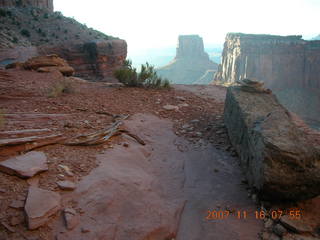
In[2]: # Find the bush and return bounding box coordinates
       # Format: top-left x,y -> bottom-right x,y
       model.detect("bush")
20,29 -> 30,37
47,79 -> 74,98
114,60 -> 170,89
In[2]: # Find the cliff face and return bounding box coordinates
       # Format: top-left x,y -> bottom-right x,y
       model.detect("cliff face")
0,0 -> 53,12
215,33 -> 320,128
156,35 -> 218,84
0,6 -> 127,81
214,33 -> 320,89
43,40 -> 127,81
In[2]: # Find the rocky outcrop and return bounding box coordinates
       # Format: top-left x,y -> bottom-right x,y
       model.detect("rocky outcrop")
0,5 -> 127,81
224,85 -> 320,201
43,40 -> 127,81
0,0 -> 53,12
7,54 -> 75,76
215,33 -> 320,128
156,35 -> 218,84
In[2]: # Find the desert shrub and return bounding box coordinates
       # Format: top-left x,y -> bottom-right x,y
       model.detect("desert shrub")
47,79 -> 74,98
114,60 -> 170,89
12,37 -> 18,43
20,29 -> 30,37
0,9 -> 6,17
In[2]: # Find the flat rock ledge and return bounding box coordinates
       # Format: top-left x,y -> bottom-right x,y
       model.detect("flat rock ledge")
24,186 -> 61,230
224,86 -> 320,201
0,151 -> 48,178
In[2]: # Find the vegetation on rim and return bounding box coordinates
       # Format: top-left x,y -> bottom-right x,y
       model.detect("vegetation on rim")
114,60 -> 170,89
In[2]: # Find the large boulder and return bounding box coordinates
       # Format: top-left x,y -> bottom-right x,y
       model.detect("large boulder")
224,85 -> 320,201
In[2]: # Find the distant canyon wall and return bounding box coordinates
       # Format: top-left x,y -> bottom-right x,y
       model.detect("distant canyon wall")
215,33 -> 320,128
214,33 -> 320,89
0,0 -> 53,12
157,35 -> 218,84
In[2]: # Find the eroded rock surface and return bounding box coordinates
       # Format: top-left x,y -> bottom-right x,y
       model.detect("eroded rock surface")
214,33 -> 320,128
157,35 -> 218,84
0,151 -> 48,178
24,186 -> 61,230
224,86 -> 320,201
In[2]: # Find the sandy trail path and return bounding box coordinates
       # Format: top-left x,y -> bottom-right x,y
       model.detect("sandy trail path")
54,110 -> 262,239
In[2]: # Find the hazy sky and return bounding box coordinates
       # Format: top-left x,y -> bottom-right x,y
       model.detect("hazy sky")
54,0 -> 320,54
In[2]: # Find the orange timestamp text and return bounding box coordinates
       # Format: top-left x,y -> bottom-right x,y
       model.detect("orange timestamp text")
206,209 -> 302,220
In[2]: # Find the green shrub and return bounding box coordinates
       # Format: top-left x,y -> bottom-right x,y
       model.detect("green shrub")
48,79 -> 74,98
114,60 -> 170,89
20,29 -> 30,37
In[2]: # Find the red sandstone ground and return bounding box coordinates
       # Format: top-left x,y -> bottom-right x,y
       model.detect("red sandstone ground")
0,68 -> 319,240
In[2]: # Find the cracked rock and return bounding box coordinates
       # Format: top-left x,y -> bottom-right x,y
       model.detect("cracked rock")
0,152 -> 48,178
24,186 -> 61,230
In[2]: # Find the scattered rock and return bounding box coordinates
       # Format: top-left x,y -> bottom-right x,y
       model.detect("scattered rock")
178,103 -> 189,108
56,181 -> 76,191
280,215 -> 313,234
81,227 -> 90,233
190,119 -> 200,124
58,165 -> 74,177
9,200 -> 25,209
123,143 -> 129,148
24,186 -> 61,230
273,223 -> 288,237
163,105 -> 179,111
63,208 -> 79,230
224,86 -> 320,201
175,96 -> 186,101
0,151 -> 48,178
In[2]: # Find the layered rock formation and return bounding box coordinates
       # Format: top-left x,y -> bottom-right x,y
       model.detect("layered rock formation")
224,85 -> 320,201
156,35 -> 218,84
44,40 -> 127,81
0,0 -> 53,12
0,3 -> 127,81
214,33 -> 320,127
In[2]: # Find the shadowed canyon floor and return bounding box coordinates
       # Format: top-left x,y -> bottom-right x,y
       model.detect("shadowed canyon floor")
1,69 -> 319,240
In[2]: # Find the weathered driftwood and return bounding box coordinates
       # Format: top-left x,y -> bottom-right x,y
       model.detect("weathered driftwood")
64,116 -> 145,146
0,134 -> 65,158
0,128 -> 52,138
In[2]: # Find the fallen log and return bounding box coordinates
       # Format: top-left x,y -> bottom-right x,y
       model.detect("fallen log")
0,134 -> 65,159
64,116 -> 145,146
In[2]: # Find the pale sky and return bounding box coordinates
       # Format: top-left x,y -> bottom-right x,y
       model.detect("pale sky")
54,0 -> 320,54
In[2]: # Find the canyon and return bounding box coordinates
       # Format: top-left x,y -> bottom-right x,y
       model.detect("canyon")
214,33 -> 320,128
156,35 -> 218,84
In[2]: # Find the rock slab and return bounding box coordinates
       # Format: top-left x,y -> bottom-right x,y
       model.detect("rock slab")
24,186 -> 61,230
224,86 -> 320,201
0,151 -> 48,178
